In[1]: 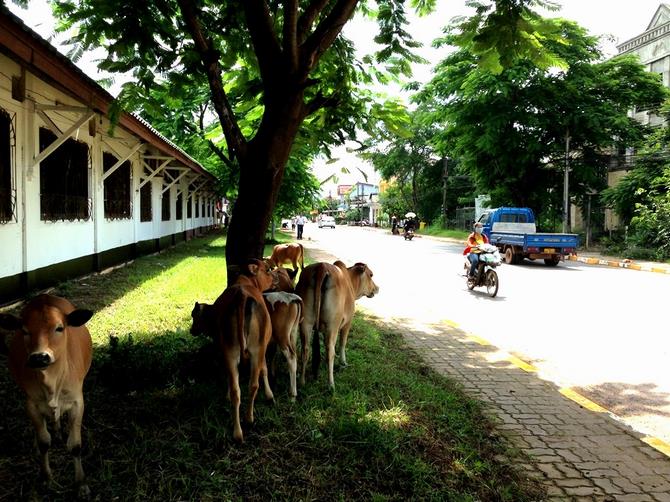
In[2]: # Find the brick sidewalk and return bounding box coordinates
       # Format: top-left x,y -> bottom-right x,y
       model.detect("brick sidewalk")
380,317 -> 670,501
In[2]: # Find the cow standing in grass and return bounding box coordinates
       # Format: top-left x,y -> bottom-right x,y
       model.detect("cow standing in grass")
296,261 -> 379,390
0,294 -> 94,499
190,259 -> 276,442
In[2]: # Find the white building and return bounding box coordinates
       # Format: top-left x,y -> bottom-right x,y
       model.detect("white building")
0,8 -> 217,303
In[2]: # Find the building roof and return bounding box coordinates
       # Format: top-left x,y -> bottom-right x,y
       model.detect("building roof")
618,3 -> 670,54
0,6 -> 214,181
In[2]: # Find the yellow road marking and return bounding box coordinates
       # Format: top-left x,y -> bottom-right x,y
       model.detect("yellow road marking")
642,436 -> 670,457
559,388 -> 608,413
507,355 -> 537,373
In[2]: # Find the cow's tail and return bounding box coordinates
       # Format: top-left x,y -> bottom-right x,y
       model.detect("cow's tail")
311,265 -> 328,376
299,243 -> 305,270
234,291 -> 253,360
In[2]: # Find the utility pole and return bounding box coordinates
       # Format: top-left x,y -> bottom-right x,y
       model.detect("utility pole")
442,157 -> 449,228
563,130 -> 571,234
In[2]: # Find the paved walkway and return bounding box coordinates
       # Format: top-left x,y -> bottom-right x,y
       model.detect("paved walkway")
304,240 -> 670,501
381,317 -> 670,501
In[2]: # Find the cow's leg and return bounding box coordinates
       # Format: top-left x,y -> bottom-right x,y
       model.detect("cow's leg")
66,398 -> 90,499
265,341 -> 278,382
246,351 -> 261,425
224,351 -> 243,443
280,341 -> 298,400
299,321 -> 313,386
325,326 -> 339,391
259,345 -> 275,402
338,322 -> 353,367
27,400 -> 52,487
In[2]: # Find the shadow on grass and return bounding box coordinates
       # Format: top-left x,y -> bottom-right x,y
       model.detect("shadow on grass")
0,317 -> 544,502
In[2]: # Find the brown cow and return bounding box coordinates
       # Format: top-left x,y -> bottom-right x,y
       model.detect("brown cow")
190,259 -> 275,443
268,242 -> 304,271
269,266 -> 298,293
0,294 -> 94,498
263,292 -> 303,400
295,260 -> 379,390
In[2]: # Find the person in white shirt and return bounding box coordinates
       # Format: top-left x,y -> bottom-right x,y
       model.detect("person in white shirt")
296,215 -> 307,239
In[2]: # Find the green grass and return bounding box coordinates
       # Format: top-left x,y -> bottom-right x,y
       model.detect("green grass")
0,233 -> 544,501
418,225 -> 469,240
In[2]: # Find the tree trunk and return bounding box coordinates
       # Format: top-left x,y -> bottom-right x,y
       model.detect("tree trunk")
225,96 -> 303,283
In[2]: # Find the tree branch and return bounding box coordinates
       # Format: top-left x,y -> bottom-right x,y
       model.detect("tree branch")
297,0 -> 330,44
176,0 -> 247,161
243,0 -> 283,84
283,0 -> 299,71
300,0 -> 358,73
302,91 -> 340,118
208,139 -> 235,169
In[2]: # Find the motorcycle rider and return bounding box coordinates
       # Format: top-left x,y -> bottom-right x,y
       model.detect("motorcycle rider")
463,222 -> 489,279
404,217 -> 415,236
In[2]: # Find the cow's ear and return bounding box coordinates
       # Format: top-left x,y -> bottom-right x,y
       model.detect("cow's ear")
247,263 -> 259,275
66,309 -> 94,327
353,263 -> 367,274
287,268 -> 298,280
192,302 -> 201,316
0,313 -> 21,331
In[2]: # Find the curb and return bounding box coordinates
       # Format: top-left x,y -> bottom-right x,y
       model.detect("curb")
568,254 -> 670,275
458,323 -> 670,460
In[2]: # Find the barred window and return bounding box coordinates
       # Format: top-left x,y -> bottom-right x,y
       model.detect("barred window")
176,192 -> 183,220
161,184 -> 170,221
201,200 -> 205,218
187,193 -> 192,218
207,201 -> 211,217
39,128 -> 90,221
103,152 -> 131,219
0,109 -> 14,223
140,162 -> 154,222
195,195 -> 200,217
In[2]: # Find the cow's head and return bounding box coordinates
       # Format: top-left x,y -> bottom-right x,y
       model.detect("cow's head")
245,259 -> 277,292
0,305 -> 93,370
349,262 -> 379,299
270,267 -> 297,293
190,302 -> 216,338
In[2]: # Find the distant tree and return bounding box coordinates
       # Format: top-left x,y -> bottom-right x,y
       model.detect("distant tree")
602,126 -> 670,258
417,18 -> 668,221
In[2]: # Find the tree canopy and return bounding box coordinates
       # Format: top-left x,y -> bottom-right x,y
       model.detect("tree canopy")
39,0 -> 585,267
416,17 -> 669,222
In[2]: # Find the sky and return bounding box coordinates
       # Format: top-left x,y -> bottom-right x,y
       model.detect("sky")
7,0 -> 669,195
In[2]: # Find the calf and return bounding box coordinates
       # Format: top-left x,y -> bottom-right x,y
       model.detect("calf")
0,294 -> 94,498
263,292 -> 303,400
268,242 -> 304,272
190,259 -> 275,442
295,261 -> 379,390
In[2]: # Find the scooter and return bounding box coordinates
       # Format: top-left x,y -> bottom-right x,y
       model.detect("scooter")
465,243 -> 501,297
403,228 -> 414,240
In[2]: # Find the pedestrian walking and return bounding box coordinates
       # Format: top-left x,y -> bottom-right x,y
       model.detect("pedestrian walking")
296,214 -> 307,239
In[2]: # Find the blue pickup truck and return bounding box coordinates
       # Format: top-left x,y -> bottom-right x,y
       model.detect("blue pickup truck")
477,207 -> 579,266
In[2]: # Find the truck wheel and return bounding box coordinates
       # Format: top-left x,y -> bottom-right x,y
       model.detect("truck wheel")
544,256 -> 560,266
504,247 -> 514,265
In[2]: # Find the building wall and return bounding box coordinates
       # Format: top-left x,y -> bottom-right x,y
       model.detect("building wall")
0,52 -> 215,303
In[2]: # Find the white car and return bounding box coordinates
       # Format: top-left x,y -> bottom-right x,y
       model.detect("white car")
318,216 -> 336,228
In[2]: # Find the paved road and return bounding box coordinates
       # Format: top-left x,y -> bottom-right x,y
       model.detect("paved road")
296,223 -> 670,445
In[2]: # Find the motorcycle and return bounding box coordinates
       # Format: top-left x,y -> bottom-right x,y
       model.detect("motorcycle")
465,243 -> 501,297
403,228 -> 414,240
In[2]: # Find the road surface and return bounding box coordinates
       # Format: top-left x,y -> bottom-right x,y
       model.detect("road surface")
294,223 -> 670,444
